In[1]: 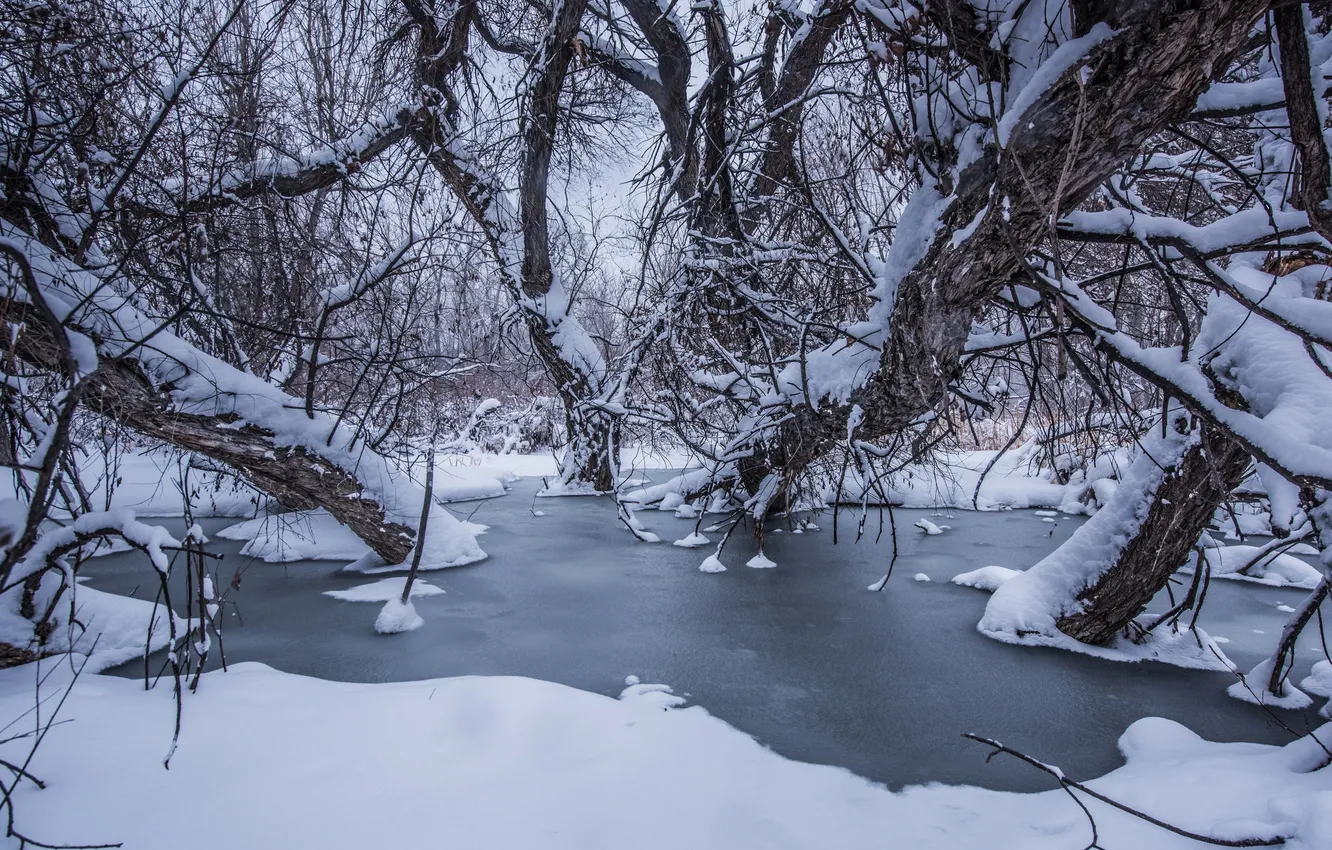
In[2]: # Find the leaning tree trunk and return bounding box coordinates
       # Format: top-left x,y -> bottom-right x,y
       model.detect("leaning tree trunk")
762,0 -> 1269,485
2,300 -> 417,564
1056,421 -> 1250,644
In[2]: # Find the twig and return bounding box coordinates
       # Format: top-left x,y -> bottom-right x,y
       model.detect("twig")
962,733 -> 1288,847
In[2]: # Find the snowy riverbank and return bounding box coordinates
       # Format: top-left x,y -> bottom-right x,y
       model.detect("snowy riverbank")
1,660 -> 1327,850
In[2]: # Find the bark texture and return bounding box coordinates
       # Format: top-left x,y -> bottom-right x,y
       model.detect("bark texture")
776,0 -> 1269,473
1055,422 -> 1251,644
2,302 -> 415,564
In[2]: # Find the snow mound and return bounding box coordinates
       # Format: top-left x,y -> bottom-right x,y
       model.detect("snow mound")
913,573 -> 931,583
673,532 -> 709,548
1300,660 -> 1332,698
0,577 -> 184,674
16,450 -> 268,519
952,566 -> 1021,592
746,553 -> 776,569
1227,659 -> 1314,710
618,682 -> 687,710
342,508 -> 487,574
914,519 -> 948,535
699,555 -> 727,573
374,598 -> 424,634
324,578 -> 445,603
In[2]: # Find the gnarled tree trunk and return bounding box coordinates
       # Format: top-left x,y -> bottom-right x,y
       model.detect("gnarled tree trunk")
1056,421 -> 1250,644
2,300 -> 417,564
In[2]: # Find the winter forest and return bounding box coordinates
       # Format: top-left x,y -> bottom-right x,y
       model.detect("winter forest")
4,0 -> 1332,846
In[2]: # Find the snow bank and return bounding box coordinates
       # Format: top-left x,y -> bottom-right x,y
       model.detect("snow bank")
3,663 -> 1329,850
835,443 -> 1127,514
1227,659 -> 1314,710
219,508 -> 487,573
0,575 -> 182,674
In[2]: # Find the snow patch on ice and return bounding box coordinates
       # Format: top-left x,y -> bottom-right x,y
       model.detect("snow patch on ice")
1227,659 -> 1314,710
952,566 -> 1021,592
324,578 -> 445,603
673,532 -> 709,548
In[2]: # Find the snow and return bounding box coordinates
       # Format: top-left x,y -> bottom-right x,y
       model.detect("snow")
699,555 -> 727,573
912,573 -> 931,583
866,575 -> 889,591
952,566 -> 1022,592
914,518 -> 948,535
1181,545 -> 1325,590
746,552 -> 777,569
0,449 -> 268,518
0,577 -> 183,674
218,509 -> 371,563
672,532 -> 710,548
3,663 -> 1330,850
980,422 -> 1194,641
1301,662 -> 1332,716
1227,659 -> 1314,710
836,443 -> 1121,513
323,578 -> 445,603
373,598 -> 424,634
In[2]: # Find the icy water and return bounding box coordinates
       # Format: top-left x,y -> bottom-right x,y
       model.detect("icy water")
84,475 -> 1327,792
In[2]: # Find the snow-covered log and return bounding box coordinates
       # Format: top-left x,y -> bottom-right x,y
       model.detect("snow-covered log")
0,228 -> 484,570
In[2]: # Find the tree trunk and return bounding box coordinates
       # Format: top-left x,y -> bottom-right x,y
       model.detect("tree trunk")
1056,422 -> 1250,644
768,0 -> 1269,483
558,407 -> 617,492
2,301 -> 416,564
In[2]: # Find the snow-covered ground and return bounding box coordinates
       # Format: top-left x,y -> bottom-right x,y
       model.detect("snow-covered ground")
2,661 -> 1328,850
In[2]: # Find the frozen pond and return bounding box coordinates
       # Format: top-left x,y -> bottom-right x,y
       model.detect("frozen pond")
82,475 -> 1327,792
